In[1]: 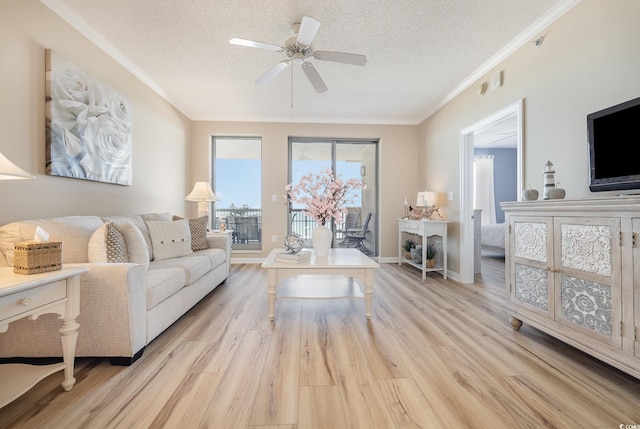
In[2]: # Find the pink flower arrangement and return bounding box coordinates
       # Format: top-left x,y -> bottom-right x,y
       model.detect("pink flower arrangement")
286,169 -> 363,226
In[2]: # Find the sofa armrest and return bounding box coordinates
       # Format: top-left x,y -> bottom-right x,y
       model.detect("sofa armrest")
207,233 -> 231,273
70,262 -> 148,357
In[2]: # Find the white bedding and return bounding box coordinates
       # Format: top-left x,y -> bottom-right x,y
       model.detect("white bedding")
481,223 -> 506,249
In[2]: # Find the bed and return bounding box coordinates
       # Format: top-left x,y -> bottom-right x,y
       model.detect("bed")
473,209 -> 506,273
481,223 -> 506,253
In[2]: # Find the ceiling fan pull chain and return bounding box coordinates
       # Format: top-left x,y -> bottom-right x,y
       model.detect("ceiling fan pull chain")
291,63 -> 294,109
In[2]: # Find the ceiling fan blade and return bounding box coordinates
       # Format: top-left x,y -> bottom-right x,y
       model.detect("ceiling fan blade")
301,62 -> 327,93
229,38 -> 283,52
314,51 -> 367,66
296,16 -> 321,46
255,61 -> 289,86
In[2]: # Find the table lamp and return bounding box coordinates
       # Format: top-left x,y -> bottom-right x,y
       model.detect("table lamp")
0,151 -> 33,180
185,182 -> 218,221
416,191 -> 440,219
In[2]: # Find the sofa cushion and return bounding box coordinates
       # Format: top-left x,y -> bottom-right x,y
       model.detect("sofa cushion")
147,219 -> 193,261
150,254 -> 211,285
119,221 -> 150,271
102,213 -> 171,261
88,222 -> 129,263
146,267 -> 186,309
194,248 -> 226,271
102,214 -> 152,261
173,215 -> 209,251
0,215 -> 103,265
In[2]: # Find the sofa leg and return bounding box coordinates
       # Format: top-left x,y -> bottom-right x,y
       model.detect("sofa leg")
109,348 -> 145,366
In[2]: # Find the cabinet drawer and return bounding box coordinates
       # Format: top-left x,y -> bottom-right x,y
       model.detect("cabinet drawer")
400,222 -> 423,234
0,280 -> 66,322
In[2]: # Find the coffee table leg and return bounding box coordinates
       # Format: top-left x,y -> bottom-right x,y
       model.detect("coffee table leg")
364,269 -> 374,320
267,270 -> 277,322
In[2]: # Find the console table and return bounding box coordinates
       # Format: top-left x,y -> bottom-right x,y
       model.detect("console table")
0,266 -> 87,408
397,219 -> 450,279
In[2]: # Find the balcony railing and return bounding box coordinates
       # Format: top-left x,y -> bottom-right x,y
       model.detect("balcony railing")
213,208 -> 353,246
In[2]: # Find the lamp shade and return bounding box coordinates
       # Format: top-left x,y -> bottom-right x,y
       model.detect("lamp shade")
424,191 -> 437,206
0,151 -> 33,180
185,182 -> 218,202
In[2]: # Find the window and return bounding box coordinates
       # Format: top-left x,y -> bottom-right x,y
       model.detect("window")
213,137 -> 262,251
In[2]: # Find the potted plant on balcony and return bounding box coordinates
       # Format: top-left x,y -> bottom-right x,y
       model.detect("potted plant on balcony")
426,244 -> 437,268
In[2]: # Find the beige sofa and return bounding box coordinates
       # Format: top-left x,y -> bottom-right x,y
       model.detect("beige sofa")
0,213 -> 230,365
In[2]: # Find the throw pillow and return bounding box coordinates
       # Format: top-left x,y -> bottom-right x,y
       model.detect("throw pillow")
147,219 -> 193,261
172,215 -> 209,251
118,221 -> 150,271
88,222 -> 129,263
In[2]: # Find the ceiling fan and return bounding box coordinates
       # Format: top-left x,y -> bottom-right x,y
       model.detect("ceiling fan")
229,16 -> 367,93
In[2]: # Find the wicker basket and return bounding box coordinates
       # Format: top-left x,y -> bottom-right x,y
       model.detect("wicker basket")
13,241 -> 62,274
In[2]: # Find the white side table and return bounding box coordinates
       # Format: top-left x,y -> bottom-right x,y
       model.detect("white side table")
0,266 -> 87,408
397,219 -> 450,279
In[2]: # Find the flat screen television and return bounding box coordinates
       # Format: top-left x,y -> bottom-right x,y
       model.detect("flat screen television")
588,96 -> 640,192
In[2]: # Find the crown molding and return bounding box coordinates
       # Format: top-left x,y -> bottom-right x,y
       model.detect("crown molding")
40,0 -> 194,118
418,0 -> 582,124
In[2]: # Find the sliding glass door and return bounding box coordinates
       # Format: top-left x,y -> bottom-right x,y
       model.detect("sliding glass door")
288,138 -> 378,255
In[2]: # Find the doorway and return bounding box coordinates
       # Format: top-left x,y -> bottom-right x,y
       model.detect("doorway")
288,138 -> 379,256
459,100 -> 523,283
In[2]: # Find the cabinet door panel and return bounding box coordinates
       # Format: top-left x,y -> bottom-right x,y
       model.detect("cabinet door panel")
632,218 -> 640,358
510,216 -> 554,318
559,275 -> 613,339
554,217 -> 621,348
514,263 -> 551,315
513,220 -> 549,263
555,217 -> 620,281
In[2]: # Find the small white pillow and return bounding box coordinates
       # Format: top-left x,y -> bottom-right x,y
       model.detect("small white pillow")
88,222 -> 129,263
147,219 -> 193,261
118,221 -> 150,271
172,215 -> 209,251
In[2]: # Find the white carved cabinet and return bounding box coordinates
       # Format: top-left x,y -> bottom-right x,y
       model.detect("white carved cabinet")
502,197 -> 638,379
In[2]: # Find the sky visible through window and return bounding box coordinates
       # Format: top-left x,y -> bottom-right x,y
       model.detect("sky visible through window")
215,159 -> 361,209
215,159 -> 261,209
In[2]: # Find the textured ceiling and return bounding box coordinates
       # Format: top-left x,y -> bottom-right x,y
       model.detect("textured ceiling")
42,0 -> 577,124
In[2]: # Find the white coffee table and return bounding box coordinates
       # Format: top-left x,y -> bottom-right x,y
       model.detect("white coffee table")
261,248 -> 380,321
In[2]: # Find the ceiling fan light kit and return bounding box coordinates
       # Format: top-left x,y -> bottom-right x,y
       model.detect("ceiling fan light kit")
229,16 -> 366,94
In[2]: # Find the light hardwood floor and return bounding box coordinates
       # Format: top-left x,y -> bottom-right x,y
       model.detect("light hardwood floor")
1,256 -> 640,428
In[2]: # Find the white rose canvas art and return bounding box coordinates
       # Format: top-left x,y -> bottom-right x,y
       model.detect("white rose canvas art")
45,49 -> 132,185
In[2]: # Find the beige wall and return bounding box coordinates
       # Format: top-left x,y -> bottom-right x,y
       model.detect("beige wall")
191,121 -> 419,259
418,0 -> 640,275
0,0 -> 192,226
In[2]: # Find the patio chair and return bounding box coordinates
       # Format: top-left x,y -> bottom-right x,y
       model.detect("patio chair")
235,216 -> 260,243
226,216 -> 238,243
337,212 -> 360,246
343,212 -> 372,254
